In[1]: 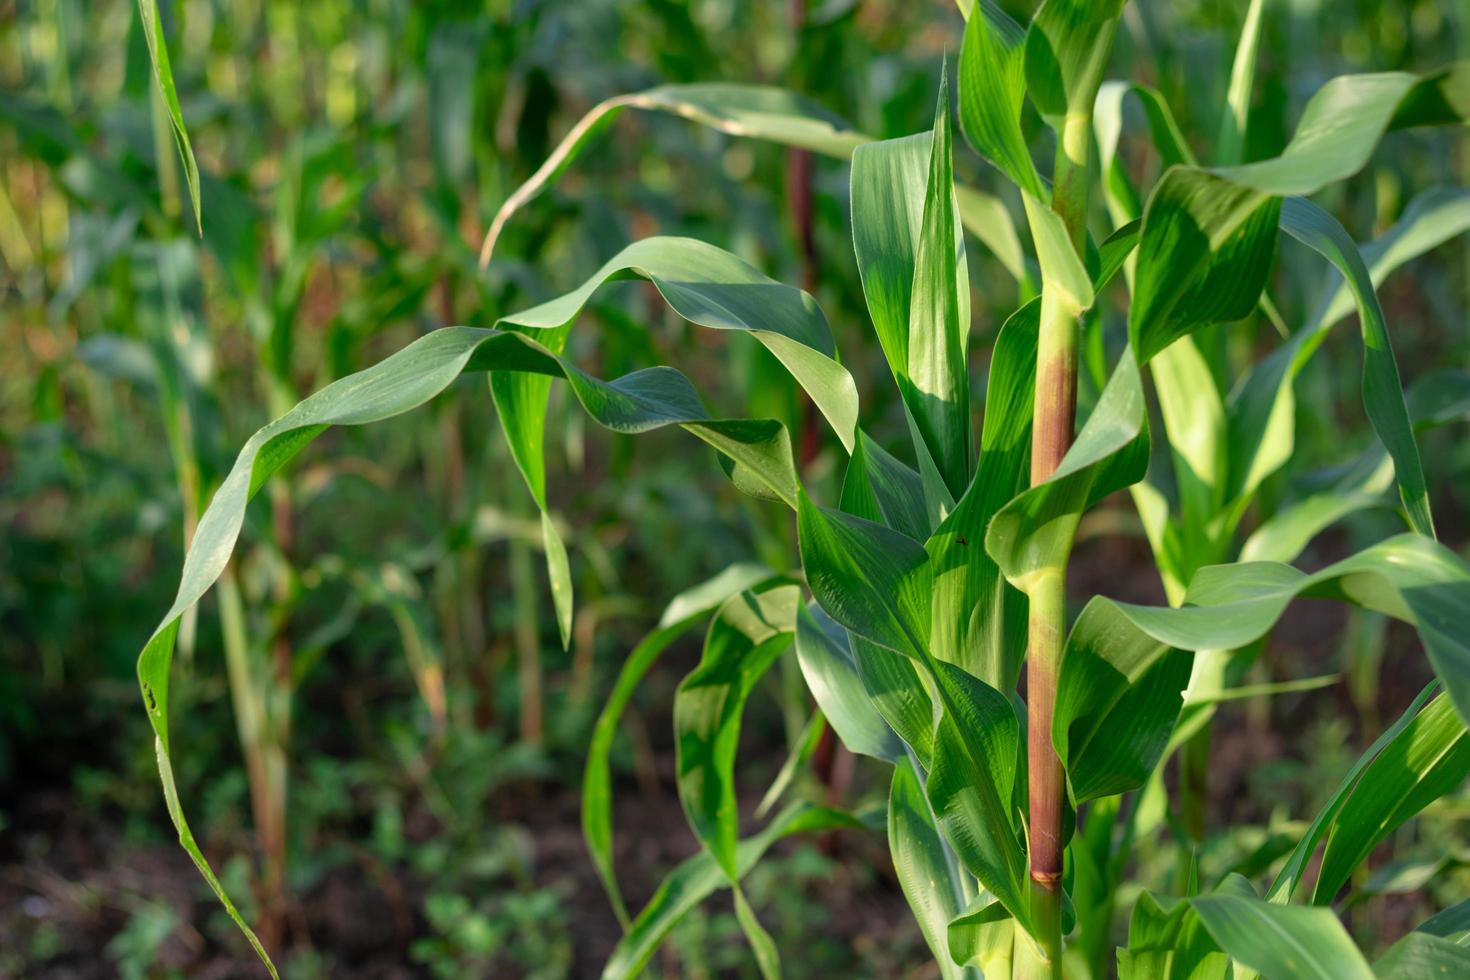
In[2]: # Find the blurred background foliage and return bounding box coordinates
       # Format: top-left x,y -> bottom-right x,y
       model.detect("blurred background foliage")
1,0 -> 1467,976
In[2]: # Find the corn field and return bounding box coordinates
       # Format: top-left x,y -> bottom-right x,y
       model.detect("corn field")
4,1 -> 1470,977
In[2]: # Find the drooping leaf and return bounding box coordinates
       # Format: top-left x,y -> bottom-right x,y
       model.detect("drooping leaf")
585,563 -> 776,925
1230,187 -> 1470,505
794,603 -> 903,762
676,586 -> 802,878
1054,537 -> 1470,804
1277,197 -> 1433,537
476,82 -> 1024,283
490,235 -> 857,645
137,326 -> 813,975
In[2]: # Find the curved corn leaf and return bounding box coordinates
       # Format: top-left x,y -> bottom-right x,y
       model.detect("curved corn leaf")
794,603 -> 903,762
676,586 -> 801,879
797,492 -> 932,660
926,299 -> 1037,688
1237,360 -> 1470,565
1230,187 -> 1470,505
926,663 -> 1030,928
1023,0 -> 1125,124
1267,683 -> 1439,903
1191,883 -> 1375,980
839,431 -> 930,542
136,0 -> 201,233
1277,197 -> 1432,536
138,326 -> 812,974
585,562 -> 776,926
890,756 -> 981,980
491,235 -> 857,646
601,803 -> 867,980
1310,690 -> 1470,904
476,81 -> 1025,286
479,84 -> 867,265
957,0 -> 1045,199
1054,536 -> 1470,804
1374,932 -> 1470,980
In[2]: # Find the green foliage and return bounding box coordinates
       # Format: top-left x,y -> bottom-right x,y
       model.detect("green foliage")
7,0 -> 1470,976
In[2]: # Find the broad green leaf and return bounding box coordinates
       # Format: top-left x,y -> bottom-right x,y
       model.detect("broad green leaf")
136,0 -> 201,233
890,756 -> 980,980
1311,691 -> 1470,903
1214,67 -> 1469,196
1191,884 -> 1374,980
585,563 -> 775,925
676,586 -> 801,878
850,633 -> 939,767
850,100 -> 972,505
797,492 -> 932,659
1024,0 -> 1125,123
137,326 -> 812,975
926,301 -> 1036,687
926,663 -> 1030,927
957,0 -> 1046,199
1374,933 -> 1470,980
1054,599 -> 1192,802
1129,167 -> 1281,363
601,803 -> 866,980
839,431 -> 930,542
1055,536 -> 1470,803
794,604 -> 903,762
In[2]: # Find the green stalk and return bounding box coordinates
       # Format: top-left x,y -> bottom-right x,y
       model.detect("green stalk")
1022,98 -> 1097,980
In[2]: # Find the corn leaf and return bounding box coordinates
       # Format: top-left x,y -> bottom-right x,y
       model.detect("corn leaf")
584,563 -> 776,926
794,603 -> 904,762
137,326 -> 816,975
1191,881 -> 1375,980
675,586 -> 801,879
1054,536 -> 1470,804
601,803 -> 867,980
136,0 -> 201,233
890,756 -> 982,980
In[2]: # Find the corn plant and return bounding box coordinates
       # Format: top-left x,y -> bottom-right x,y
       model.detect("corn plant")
136,1 -> 1470,977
